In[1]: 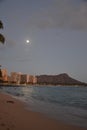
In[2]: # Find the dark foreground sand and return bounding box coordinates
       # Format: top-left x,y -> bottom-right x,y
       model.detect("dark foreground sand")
0,93 -> 87,130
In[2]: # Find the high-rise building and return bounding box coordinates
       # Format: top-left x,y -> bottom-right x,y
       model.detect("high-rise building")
20,74 -> 29,84
1,68 -> 8,82
33,76 -> 37,84
28,75 -> 33,84
27,75 -> 37,84
10,72 -> 21,84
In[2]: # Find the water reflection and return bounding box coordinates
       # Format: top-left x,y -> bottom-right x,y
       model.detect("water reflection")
21,86 -> 34,96
0,86 -> 32,98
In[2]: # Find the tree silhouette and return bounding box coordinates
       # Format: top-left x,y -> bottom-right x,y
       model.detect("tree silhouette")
0,20 -> 5,44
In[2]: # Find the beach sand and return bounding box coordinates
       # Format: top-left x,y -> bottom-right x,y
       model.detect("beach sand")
0,92 -> 87,130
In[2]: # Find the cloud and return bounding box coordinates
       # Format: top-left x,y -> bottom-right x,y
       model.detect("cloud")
0,0 -> 5,3
0,0 -> 3,2
83,0 -> 87,2
5,37 -> 16,47
27,0 -> 87,30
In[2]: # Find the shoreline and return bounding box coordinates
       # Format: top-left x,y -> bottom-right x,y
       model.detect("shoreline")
0,83 -> 87,87
0,92 -> 87,130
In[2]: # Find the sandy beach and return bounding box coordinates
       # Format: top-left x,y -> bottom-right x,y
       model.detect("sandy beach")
0,92 -> 87,130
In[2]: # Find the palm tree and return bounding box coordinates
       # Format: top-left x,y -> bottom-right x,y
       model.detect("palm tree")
0,20 -> 5,44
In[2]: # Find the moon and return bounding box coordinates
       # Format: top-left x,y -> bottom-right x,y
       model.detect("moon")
25,40 -> 31,45
26,40 -> 30,43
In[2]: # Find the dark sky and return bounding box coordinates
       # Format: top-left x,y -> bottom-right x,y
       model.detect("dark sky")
0,0 -> 87,82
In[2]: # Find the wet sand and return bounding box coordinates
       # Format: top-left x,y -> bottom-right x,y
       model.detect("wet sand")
0,92 -> 87,130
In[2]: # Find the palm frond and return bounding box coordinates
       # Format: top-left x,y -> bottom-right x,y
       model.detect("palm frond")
0,20 -> 3,29
0,33 -> 5,44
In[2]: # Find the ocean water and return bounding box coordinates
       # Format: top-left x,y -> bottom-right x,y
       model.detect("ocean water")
0,85 -> 87,128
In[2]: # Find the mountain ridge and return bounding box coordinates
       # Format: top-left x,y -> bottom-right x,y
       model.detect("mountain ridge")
36,73 -> 87,86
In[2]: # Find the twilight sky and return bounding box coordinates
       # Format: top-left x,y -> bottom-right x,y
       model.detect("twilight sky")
0,0 -> 87,82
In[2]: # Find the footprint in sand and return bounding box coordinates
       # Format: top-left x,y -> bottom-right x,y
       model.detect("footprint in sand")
6,100 -> 14,104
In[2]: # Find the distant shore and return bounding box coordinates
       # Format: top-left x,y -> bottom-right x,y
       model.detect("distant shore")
0,83 -> 87,87
0,92 -> 87,130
